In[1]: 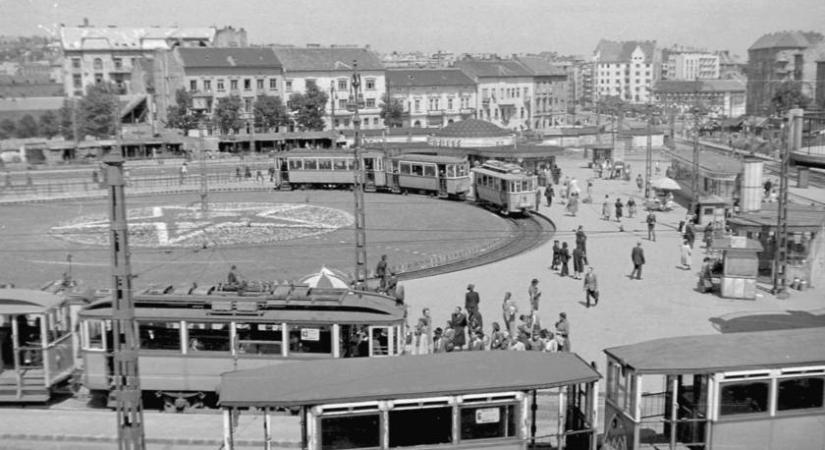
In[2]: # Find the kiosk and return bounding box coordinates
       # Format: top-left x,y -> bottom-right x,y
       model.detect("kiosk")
694,195 -> 731,228
708,237 -> 762,300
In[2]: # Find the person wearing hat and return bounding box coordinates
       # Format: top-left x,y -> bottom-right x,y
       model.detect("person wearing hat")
528,278 -> 542,329
465,283 -> 480,316
555,312 -> 570,352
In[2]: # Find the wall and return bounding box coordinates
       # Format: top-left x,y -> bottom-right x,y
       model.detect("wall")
285,70 -> 386,130
390,85 -> 476,128
476,77 -> 533,131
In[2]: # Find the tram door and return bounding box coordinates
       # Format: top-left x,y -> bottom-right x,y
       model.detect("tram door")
437,164 -> 447,197
363,158 -> 376,191
390,161 -> 401,193
0,314 -> 44,398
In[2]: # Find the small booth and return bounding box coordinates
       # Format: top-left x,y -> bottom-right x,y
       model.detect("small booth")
586,144 -> 613,169
219,351 -> 601,450
707,237 -> 762,300
694,195 -> 731,228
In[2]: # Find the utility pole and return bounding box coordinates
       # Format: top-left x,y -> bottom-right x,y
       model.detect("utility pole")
104,151 -> 145,450
349,61 -> 368,287
773,108 -> 802,299
690,77 -> 701,216
644,104 -> 653,199
199,122 -> 208,213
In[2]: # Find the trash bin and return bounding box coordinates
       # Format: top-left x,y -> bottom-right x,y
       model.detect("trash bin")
798,167 -> 810,189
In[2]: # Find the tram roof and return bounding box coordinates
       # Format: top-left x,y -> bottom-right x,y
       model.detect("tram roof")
392,153 -> 467,164
0,288 -> 66,314
282,149 -> 384,158
605,327 -> 825,375
219,351 -> 600,407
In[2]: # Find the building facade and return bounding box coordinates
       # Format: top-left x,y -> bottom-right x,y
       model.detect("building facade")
455,59 -> 534,131
661,47 -> 721,81
593,40 -> 660,104
653,79 -> 746,117
272,47 -> 386,131
515,56 -> 569,131
386,69 -> 476,128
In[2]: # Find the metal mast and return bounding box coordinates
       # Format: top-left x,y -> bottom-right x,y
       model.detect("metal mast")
104,151 -> 145,448
199,122 -> 208,213
773,108 -> 802,299
689,77 -> 701,216
644,104 -> 653,199
349,61 -> 368,287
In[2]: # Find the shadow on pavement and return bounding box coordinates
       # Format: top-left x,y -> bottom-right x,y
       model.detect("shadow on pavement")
710,309 -> 825,333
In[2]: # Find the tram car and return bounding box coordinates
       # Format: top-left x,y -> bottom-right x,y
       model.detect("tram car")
388,154 -> 471,199
78,280 -> 406,411
472,160 -> 539,215
277,149 -> 388,190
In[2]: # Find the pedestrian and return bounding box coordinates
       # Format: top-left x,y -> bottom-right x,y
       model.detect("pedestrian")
584,266 -> 599,308
375,254 -> 389,291
614,197 -> 624,222
572,245 -> 587,279
646,211 -> 657,241
550,240 -> 561,271
544,185 -> 554,207
414,308 -> 432,355
601,195 -> 612,221
586,179 -> 593,200
256,170 -> 264,182
244,165 -> 252,178
535,188 -> 541,210
554,312 -> 570,352
465,283 -> 480,316
528,278 -> 541,321
703,222 -> 714,249
469,309 -> 484,337
684,219 -> 696,249
227,265 -> 240,286
502,292 -> 518,337
268,166 -> 276,182
636,174 -> 643,192
627,198 -> 636,218
559,242 -> 571,277
235,166 -> 242,181
680,239 -> 692,270
450,307 -> 468,350
575,225 -> 587,255
630,241 -> 646,280
490,322 -> 506,350
432,328 -> 445,353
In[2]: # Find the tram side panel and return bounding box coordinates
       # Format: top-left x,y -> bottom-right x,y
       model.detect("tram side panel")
711,414 -> 825,450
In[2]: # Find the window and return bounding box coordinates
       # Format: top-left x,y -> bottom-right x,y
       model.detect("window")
190,80 -> 197,91
71,58 -> 81,69
244,97 -> 253,112
719,381 -> 770,416
203,80 -> 211,92
86,319 -> 110,350
256,79 -> 264,90
318,159 -> 332,170
72,74 -> 82,89
93,58 -> 103,71
365,78 -> 375,90
423,165 -> 436,177
411,164 -> 424,176
338,99 -> 347,109
366,98 -> 375,108
373,117 -> 379,126
333,158 -> 347,170
186,322 -> 230,352
607,361 -> 632,411
288,325 -> 332,354
304,159 -> 318,170
447,97 -> 454,111
389,407 -> 452,446
94,73 -> 103,84
244,79 -> 251,91
321,414 -> 380,449
777,376 -> 824,411
286,80 -> 292,92
269,78 -> 277,90
113,58 -> 122,70
217,79 -> 225,92
288,159 -> 303,170
235,322 -> 283,356
230,79 -> 238,90
139,321 -> 181,351
414,99 -> 421,112
460,404 -> 517,440
337,78 -> 347,90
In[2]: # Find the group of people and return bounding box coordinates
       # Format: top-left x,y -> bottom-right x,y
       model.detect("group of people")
601,195 -> 638,222
549,226 -> 600,307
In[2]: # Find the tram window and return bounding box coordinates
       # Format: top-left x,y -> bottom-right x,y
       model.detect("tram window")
460,404 -> 517,440
509,181 -> 516,193
139,321 -> 181,351
320,414 -> 380,449
459,165 -> 468,176
399,163 -> 411,175
318,159 -> 332,170
370,327 -> 389,356
289,159 -> 303,170
719,381 -> 769,416
48,308 -> 70,341
235,322 -> 282,355
346,159 -> 354,170
289,325 -> 332,354
304,159 -> 318,170
424,165 -> 436,177
522,181 -> 529,192
87,320 -> 107,350
186,322 -> 230,352
447,165 -> 456,178
389,407 -> 453,447
333,159 -> 347,170
411,164 -> 424,176
777,377 -> 825,411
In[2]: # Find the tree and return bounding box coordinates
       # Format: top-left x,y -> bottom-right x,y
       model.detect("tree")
39,110 -> 60,139
253,94 -> 289,132
288,81 -> 329,131
0,118 -> 16,139
379,93 -> 404,128
166,88 -> 202,135
59,99 -> 78,141
16,114 -> 39,138
79,82 -> 119,139
213,95 -> 244,134
771,80 -> 812,114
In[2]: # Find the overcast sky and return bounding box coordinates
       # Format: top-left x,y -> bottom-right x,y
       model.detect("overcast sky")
2,0 -> 824,57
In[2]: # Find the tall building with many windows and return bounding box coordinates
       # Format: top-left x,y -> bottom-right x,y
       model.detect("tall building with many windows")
592,40 -> 660,104
455,58 -> 534,131
386,69 -> 476,128
515,56 -> 568,130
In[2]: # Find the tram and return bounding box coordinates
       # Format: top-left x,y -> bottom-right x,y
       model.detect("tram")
78,280 -> 406,411
388,154 -> 471,199
602,327 -> 825,450
472,160 -> 539,215
219,351 -> 601,450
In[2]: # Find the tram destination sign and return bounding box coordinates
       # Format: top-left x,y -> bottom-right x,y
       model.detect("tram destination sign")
475,407 -> 501,424
301,328 -> 320,341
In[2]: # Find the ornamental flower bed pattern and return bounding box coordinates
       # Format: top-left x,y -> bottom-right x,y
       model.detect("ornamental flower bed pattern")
50,203 -> 354,248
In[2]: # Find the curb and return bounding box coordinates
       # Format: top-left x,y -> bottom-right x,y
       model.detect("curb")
0,433 -> 301,447
0,185 -> 275,206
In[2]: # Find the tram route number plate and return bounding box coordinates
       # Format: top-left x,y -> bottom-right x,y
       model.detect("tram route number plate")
475,407 -> 500,424
301,328 -> 320,341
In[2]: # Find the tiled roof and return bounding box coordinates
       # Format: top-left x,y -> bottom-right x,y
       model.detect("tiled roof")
515,56 -> 567,77
387,69 -> 474,88
594,39 -> 656,63
178,48 -> 281,69
271,48 -> 383,72
749,31 -> 823,51
653,79 -> 745,94
60,26 -> 215,51
434,119 -> 511,138
454,59 -> 532,79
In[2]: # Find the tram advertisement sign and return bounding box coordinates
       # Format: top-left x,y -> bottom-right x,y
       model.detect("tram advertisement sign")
301,328 -> 320,341
475,407 -> 501,424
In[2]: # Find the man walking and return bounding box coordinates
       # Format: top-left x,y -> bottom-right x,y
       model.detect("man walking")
544,185 -> 554,207
584,266 -> 599,307
376,254 -> 389,291
465,284 -> 480,315
646,211 -> 657,242
528,278 -> 541,317
630,241 -> 646,280
575,225 -> 587,255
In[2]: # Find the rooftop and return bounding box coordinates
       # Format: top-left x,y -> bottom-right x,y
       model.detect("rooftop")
749,31 -> 824,51
594,39 -> 657,64
177,47 -> 281,69
387,69 -> 474,88
60,26 -> 215,51
653,79 -> 746,94
0,288 -> 66,315
219,351 -> 600,407
666,147 -> 742,175
515,56 -> 568,77
454,59 -> 532,79
271,47 -> 383,72
434,119 -> 511,138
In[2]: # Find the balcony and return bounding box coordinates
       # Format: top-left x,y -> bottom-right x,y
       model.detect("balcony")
426,110 -> 444,116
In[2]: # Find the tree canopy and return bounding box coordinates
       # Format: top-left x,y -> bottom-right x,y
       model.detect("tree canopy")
288,81 -> 329,131
213,95 -> 244,134
771,81 -> 812,114
59,99 -> 77,141
38,110 -> 60,139
166,88 -> 202,135
253,94 -> 290,132
0,118 -> 16,140
379,93 -> 404,128
79,82 -> 120,139
16,114 -> 39,138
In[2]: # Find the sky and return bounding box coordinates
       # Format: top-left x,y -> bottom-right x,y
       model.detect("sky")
1,0 -> 824,57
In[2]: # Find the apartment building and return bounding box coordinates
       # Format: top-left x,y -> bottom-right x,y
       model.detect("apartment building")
386,69 -> 476,128
515,56 -> 569,130
652,79 -> 746,117
593,40 -> 659,104
455,58 -> 533,131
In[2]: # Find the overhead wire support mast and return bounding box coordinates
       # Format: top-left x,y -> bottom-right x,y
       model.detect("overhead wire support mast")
644,104 -> 653,199
349,61 -> 368,288
690,77 -> 701,216
773,108 -> 802,299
